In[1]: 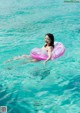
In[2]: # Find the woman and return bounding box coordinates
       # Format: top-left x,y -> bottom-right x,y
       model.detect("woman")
5,33 -> 54,65
41,33 -> 54,64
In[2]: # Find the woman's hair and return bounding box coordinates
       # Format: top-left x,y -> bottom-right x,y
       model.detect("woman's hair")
44,33 -> 54,48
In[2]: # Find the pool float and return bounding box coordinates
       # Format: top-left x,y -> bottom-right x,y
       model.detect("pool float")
30,42 -> 65,60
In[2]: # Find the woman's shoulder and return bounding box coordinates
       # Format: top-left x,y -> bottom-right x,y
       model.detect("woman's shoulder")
48,46 -> 54,51
41,45 -> 45,50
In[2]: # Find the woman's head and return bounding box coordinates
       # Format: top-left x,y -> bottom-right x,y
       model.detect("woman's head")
44,33 -> 54,47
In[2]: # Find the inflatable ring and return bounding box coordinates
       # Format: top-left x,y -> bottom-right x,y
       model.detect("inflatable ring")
30,42 -> 65,60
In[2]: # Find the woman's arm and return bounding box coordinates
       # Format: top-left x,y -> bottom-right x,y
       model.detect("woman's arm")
43,47 -> 52,64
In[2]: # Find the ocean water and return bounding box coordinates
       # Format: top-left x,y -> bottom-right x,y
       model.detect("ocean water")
0,0 -> 80,113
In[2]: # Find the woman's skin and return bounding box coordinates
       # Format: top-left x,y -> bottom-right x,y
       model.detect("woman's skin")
42,35 -> 54,65
4,34 -> 54,65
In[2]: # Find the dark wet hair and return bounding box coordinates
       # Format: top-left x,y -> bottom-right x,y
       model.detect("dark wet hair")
44,33 -> 54,48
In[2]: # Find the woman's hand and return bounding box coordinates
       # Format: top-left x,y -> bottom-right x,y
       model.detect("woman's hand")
43,60 -> 47,65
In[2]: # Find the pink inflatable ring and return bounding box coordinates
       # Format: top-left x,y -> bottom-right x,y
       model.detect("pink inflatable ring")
30,42 -> 65,60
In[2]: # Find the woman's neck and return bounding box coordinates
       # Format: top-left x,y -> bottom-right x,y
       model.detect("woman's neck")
46,43 -> 50,46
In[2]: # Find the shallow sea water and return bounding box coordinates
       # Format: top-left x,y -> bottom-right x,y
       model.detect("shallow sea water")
0,0 -> 80,113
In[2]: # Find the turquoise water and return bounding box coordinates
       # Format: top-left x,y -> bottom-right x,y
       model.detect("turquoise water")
0,0 -> 80,113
